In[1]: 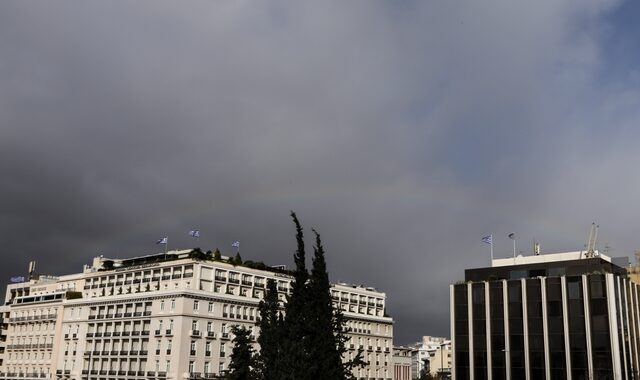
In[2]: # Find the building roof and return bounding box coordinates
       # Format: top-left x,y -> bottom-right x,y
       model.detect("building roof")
464,250 -> 627,282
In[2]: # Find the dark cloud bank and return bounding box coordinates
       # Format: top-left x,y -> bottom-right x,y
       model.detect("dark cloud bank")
1,0 -> 640,344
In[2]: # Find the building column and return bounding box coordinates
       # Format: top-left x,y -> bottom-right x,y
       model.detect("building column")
541,277 -> 551,380
616,277 -> 628,380
622,280 -> 638,379
450,284 -> 456,380
503,280 -> 511,380
522,278 -> 530,380
468,283 -> 474,380
583,275 -> 594,379
486,282 -> 492,380
561,276 -> 572,380
630,282 -> 640,376
606,274 -> 623,380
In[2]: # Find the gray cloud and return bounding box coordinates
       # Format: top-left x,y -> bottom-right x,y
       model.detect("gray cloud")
1,0 -> 638,343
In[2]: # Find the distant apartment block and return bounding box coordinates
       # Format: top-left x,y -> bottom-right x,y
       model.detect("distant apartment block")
408,335 -> 451,379
392,346 -> 412,380
450,250 -> 637,380
0,249 -> 393,380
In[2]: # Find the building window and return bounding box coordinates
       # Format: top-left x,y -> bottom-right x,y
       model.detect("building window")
208,302 -> 214,313
170,299 -> 175,310
160,301 -> 165,311
189,361 -> 195,373
191,320 -> 198,331
193,300 -> 199,311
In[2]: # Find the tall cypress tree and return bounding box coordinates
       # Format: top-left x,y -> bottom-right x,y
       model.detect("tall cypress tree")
307,230 -> 367,379
255,279 -> 282,380
257,213 -> 366,379
280,212 -> 311,380
227,326 -> 256,380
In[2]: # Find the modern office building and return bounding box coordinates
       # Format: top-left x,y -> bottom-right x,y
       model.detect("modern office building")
0,249 -> 393,380
450,250 -> 638,380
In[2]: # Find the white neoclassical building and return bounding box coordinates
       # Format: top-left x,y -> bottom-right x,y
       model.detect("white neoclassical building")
0,249 -> 394,380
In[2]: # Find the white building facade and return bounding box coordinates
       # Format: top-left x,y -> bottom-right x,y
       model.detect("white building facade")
392,346 -> 412,380
0,249 -> 393,380
409,336 -> 451,379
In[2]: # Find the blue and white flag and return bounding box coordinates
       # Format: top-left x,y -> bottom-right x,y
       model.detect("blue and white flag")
231,240 -> 240,248
156,237 -> 168,245
188,230 -> 200,238
482,235 -> 492,245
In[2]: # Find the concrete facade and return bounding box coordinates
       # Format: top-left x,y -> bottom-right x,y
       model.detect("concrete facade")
392,346 -> 412,380
0,249 -> 393,380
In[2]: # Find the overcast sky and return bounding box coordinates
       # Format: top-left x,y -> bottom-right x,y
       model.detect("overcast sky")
1,0 -> 640,344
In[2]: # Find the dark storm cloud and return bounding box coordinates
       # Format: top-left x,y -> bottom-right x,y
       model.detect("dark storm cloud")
2,0 -> 639,343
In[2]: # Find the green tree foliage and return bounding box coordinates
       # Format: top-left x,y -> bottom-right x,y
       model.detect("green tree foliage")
247,213 -> 366,380
269,212 -> 366,380
279,212 -> 311,380
189,248 -> 207,260
233,252 -> 243,265
227,326 -> 256,380
213,248 -> 222,261
306,229 -> 366,379
255,279 -> 283,380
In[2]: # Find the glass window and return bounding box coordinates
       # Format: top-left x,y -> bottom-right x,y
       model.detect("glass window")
568,279 -> 582,300
509,270 -> 527,280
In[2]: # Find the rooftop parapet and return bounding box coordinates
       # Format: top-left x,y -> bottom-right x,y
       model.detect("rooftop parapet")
492,250 -> 611,268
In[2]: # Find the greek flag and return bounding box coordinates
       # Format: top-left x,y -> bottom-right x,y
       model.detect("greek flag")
156,237 -> 168,245
231,240 -> 240,248
482,235 -> 492,245
188,230 -> 200,238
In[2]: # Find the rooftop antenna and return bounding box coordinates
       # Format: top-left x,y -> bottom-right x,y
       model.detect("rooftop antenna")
28,260 -> 36,280
585,222 -> 599,258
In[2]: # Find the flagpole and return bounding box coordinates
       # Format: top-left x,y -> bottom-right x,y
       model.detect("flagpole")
490,237 -> 494,263
482,235 -> 493,265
